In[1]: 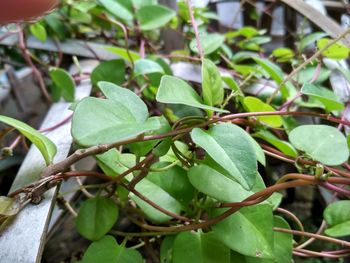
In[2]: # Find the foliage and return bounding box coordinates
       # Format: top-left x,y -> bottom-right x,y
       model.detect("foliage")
0,0 -> 350,262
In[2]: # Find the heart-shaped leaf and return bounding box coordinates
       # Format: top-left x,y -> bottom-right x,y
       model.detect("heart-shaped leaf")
289,125 -> 349,166
191,124 -> 257,189
76,197 -> 119,241
0,115 -> 57,165
72,82 -> 160,146
324,200 -> 350,237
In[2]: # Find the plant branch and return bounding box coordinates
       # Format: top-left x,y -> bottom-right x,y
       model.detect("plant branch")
40,110 -> 350,180
274,227 -> 350,248
185,0 -> 204,60
267,27 -> 350,104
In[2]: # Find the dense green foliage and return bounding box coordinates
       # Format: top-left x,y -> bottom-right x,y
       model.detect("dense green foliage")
1,0 -> 350,262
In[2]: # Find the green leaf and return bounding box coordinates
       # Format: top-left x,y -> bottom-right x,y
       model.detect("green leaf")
81,236 -> 119,263
317,38 -> 350,60
0,115 -> 57,165
190,33 -> 225,55
160,236 -> 175,263
91,60 -> 126,87
72,82 -> 160,146
99,81 -> 149,120
270,216 -> 294,263
156,75 -> 228,113
76,197 -> 119,241
81,235 -> 143,263
134,59 -> 164,76
239,26 -> 259,38
130,178 -> 182,223
147,164 -> 194,205
99,0 -> 133,21
191,124 -> 257,190
136,5 -> 176,31
272,48 -> 294,62
49,67 -> 75,102
324,200 -> 350,237
299,32 -> 328,51
160,141 -> 191,164
105,46 -> 141,63
243,96 -> 283,127
230,216 -> 293,263
211,205 -> 274,259
132,0 -> 157,8
188,165 -> 252,202
202,59 -> 224,106
231,51 -> 259,63
44,13 -> 69,40
70,8 -> 92,24
29,23 -> 47,42
222,75 -> 242,94
295,66 -> 331,84
253,130 -> 298,158
253,57 -> 291,98
247,135 -> 266,166
289,125 -> 349,166
172,231 -> 230,263
301,84 -> 344,112
252,175 -> 282,210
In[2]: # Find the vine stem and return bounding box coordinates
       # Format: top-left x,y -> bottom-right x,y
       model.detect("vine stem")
16,24 -> 51,102
275,207 -> 305,233
40,110 -> 350,179
293,248 -> 350,258
274,227 -> 350,248
185,0 -> 204,61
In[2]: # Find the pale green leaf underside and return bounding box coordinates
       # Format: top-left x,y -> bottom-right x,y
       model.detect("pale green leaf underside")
72,92 -> 160,146
289,125 -> 349,166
